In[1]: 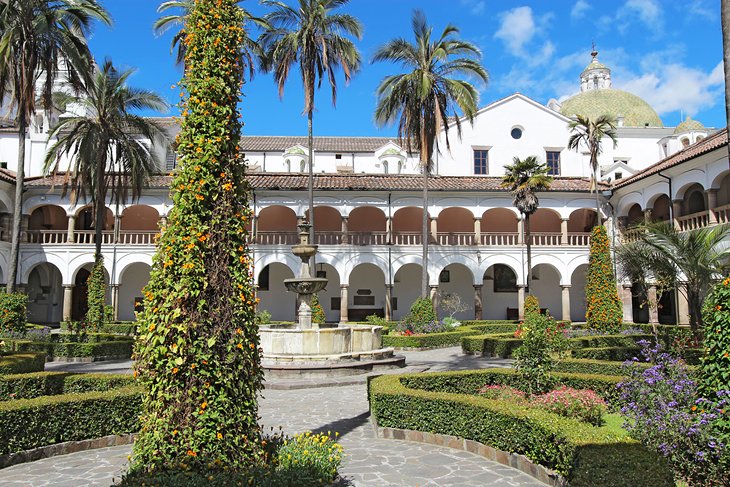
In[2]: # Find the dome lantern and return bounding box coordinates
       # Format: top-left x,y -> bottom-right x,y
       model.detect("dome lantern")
580,48 -> 611,92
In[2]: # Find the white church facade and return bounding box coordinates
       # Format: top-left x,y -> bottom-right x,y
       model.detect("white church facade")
1,53 -> 728,326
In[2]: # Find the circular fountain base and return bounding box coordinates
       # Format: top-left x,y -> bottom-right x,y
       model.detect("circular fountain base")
259,323 -> 406,378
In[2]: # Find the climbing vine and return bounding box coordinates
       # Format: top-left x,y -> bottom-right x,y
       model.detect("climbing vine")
132,0 -> 263,473
311,294 -> 326,324
585,225 -> 623,332
84,257 -> 106,332
700,276 -> 730,397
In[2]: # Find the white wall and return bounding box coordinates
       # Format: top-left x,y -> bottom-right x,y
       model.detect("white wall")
257,263 -> 296,322
118,263 -> 151,321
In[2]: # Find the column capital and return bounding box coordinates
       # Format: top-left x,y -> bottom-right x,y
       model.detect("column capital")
340,283 -> 349,289
341,215 -> 349,221
473,283 -> 483,289
705,188 -> 718,194
473,216 -> 482,222
62,283 -> 75,289
110,284 -> 120,290
560,284 -> 571,290
622,283 -> 633,290
385,283 -> 393,289
561,217 -> 570,222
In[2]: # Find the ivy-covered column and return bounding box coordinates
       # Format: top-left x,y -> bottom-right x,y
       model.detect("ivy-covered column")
585,225 -> 623,331
132,0 -> 263,473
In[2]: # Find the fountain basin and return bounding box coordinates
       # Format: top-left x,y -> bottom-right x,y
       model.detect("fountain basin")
283,277 -> 329,295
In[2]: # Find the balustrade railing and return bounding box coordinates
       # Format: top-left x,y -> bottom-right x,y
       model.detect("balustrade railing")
255,231 -> 298,245
530,233 -> 562,246
677,211 -> 709,232
25,230 -> 157,245
481,232 -> 519,246
117,231 -> 157,245
392,232 -> 422,245
567,233 -> 591,246
714,204 -> 730,224
436,232 -> 474,246
349,232 -> 387,245
25,230 -> 68,244
314,232 -> 343,245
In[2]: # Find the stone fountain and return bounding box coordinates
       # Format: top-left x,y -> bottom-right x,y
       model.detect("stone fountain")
259,224 -> 405,378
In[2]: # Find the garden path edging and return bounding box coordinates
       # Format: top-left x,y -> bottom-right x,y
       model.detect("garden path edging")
373,422 -> 566,487
0,433 -> 136,469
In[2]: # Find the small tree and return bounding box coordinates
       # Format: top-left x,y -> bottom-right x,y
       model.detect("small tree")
311,294 -> 326,324
524,294 -> 540,320
84,257 -> 106,332
586,226 -> 622,331
700,276 -> 730,397
438,291 -> 467,319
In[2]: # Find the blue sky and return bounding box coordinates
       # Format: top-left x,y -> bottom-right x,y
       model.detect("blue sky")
88,0 -> 724,136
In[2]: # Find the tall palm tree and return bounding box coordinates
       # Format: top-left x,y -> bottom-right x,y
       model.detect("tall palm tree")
373,10 -> 488,298
567,114 -> 618,218
43,59 -> 169,260
0,0 -> 110,293
154,0 -> 267,78
617,221 -> 730,336
259,0 -> 362,255
501,156 -> 553,294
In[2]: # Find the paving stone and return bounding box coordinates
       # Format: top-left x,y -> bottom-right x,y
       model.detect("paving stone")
0,347 -> 545,486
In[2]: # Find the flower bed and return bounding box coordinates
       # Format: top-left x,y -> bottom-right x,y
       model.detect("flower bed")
369,371 -> 673,486
0,372 -> 133,400
0,352 -> 46,375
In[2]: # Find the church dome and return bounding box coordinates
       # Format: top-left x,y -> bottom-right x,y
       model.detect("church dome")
559,89 -> 664,127
673,117 -> 705,134
558,49 -> 664,128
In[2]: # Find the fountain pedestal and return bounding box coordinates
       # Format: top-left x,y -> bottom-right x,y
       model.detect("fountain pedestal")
259,223 -> 405,377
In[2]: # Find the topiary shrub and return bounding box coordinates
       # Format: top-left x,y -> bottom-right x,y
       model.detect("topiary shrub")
404,297 -> 436,329
310,294 -> 326,324
84,257 -> 106,333
700,276 -> 730,397
524,294 -> 540,319
0,293 -> 27,336
132,0 -> 263,474
585,226 -> 622,332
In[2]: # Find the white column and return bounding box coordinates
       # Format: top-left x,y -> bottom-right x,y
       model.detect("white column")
677,285 -> 690,325
114,215 -> 122,243
561,285 -> 571,322
341,216 -> 349,244
672,200 -> 682,230
517,285 -> 526,321
430,285 -> 439,312
339,284 -> 349,323
647,284 -> 659,324
67,215 -> 76,243
473,217 -> 481,246
517,218 -> 524,245
621,284 -> 634,323
430,217 -> 438,244
111,284 -> 120,321
63,285 -> 74,322
560,218 -> 569,246
473,284 -> 483,320
386,217 -> 392,244
706,189 -> 718,224
385,284 -> 393,321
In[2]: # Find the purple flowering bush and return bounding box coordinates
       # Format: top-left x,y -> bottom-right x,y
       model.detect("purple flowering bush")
618,340 -> 730,486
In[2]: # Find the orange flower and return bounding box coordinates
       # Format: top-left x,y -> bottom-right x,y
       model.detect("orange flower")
201,401 -> 208,410
237,343 -> 243,349
187,450 -> 197,457
148,324 -> 156,332
172,367 -> 179,374
217,432 -> 223,439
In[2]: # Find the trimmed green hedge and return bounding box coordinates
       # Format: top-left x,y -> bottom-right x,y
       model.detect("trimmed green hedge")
61,322 -> 137,336
0,353 -> 45,375
5,339 -> 133,360
0,386 -> 142,454
369,371 -> 672,486
568,334 -> 652,350
552,358 -> 699,378
462,323 -> 519,335
383,328 -> 478,349
0,372 -> 133,400
571,347 -> 642,362
461,334 -> 522,357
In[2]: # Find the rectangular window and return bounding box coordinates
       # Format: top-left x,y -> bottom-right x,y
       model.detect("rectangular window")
331,297 -> 341,310
165,150 -> 177,172
335,154 -> 342,160
473,149 -> 489,175
546,151 -> 561,175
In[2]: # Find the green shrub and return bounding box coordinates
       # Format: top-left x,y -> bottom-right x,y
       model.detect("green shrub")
255,309 -> 271,325
585,226 -> 623,332
0,293 -> 27,336
461,334 -> 523,357
464,323 -> 519,334
369,372 -> 672,486
366,314 -> 388,327
0,372 -> 133,400
572,346 -> 641,362
700,276 -> 730,396
274,431 -> 342,485
0,386 -> 141,454
0,352 -> 45,375
403,297 -> 437,330
569,334 -> 651,349
310,294 -> 326,324
6,339 -> 133,360
84,257 -> 107,333
524,294 -> 540,319
384,328 -> 477,349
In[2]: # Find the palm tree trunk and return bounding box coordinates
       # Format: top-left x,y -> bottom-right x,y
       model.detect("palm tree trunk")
421,160 -> 429,299
525,212 -> 531,294
687,285 -> 703,339
94,148 -> 106,261
6,119 -> 27,293
307,109 -> 315,277
594,166 -> 601,223
722,0 -> 730,171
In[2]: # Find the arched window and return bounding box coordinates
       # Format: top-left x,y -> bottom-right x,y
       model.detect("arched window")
285,159 -> 291,172
383,160 -> 389,174
688,191 -> 705,214
300,160 -> 306,173
397,161 -> 403,174
681,137 -> 690,148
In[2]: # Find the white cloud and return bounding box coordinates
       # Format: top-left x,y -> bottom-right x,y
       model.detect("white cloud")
617,61 -> 723,117
570,0 -> 590,20
460,0 -> 486,16
617,0 -> 664,34
494,7 -> 536,56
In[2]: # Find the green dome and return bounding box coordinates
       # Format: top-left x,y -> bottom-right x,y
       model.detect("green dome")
673,117 -> 705,134
559,89 -> 663,127
582,60 -> 608,73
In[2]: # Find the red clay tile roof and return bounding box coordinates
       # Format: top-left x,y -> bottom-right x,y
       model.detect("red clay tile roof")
240,136 -> 404,152
27,173 -> 602,192
615,128 -> 727,188
0,168 -> 16,184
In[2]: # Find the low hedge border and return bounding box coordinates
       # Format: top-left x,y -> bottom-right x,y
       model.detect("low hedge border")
461,334 -> 522,357
0,433 -> 135,469
383,328 -> 479,349
568,334 -> 652,350
0,353 -> 46,375
369,371 -> 672,486
61,322 -> 137,336
571,346 -> 641,362
0,372 -> 133,400
552,358 -> 700,378
5,339 -> 133,360
0,386 -> 142,455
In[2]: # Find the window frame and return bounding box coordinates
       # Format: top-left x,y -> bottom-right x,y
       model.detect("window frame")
473,147 -> 490,175
545,150 -> 561,176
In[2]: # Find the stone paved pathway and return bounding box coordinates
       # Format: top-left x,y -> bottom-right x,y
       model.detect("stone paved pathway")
0,348 -> 544,487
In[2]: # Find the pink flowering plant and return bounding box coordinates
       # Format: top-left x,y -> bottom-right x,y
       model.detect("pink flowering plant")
532,386 -> 607,426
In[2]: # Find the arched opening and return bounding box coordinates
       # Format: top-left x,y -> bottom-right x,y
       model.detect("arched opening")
529,264 -> 561,318
26,263 -> 63,324
651,195 -> 671,222
392,263 -> 424,320
630,283 -> 676,325
530,208 -> 561,246
256,263 -> 296,322
305,206 -> 341,245
121,206 -> 160,231
118,262 -> 152,321
681,183 -> 706,216
437,263 -> 474,320
482,264 -> 518,320
570,264 -> 588,322
717,174 -> 730,207
481,208 -> 518,245
27,205 -> 68,244
569,209 -> 598,232
71,264 -> 111,322
436,208 -> 474,245
256,206 -> 297,245
348,263 -> 386,321
348,206 -> 386,245
75,206 -> 114,230
312,263 -> 340,323
626,204 -> 644,227
392,207 -> 427,245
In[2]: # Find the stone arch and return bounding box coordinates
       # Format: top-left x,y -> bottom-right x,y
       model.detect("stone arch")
342,253 -> 390,284
530,256 -> 567,285
74,205 -> 114,231
436,262 -> 475,320
569,263 -> 589,322
21,253 -> 70,284
617,192 -> 645,217
256,262 -> 296,322
120,205 -> 160,231
348,263 -> 387,320
568,208 -> 598,232
529,262 -> 563,318
114,254 -> 154,284
26,262 -> 64,324
28,204 -> 68,231
530,208 -> 562,233
478,255 -> 524,285
431,254 -> 479,285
